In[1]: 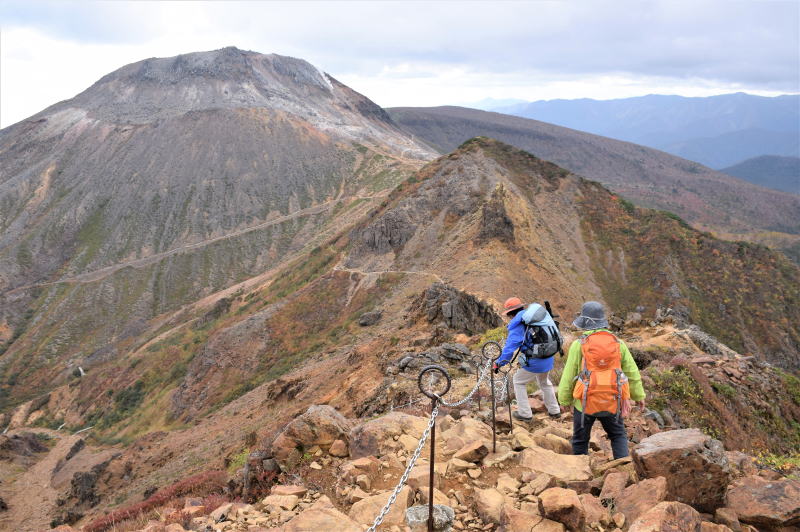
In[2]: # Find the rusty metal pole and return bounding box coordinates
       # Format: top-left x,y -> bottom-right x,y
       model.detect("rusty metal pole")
490,366 -> 496,453
417,365 -> 450,532
428,395 -> 436,532
505,370 -> 513,434
475,358 -> 481,410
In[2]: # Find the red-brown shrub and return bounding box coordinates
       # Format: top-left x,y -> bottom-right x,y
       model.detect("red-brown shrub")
84,470 -> 227,532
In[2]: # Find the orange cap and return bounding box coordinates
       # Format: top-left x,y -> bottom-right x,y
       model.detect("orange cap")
503,297 -> 525,315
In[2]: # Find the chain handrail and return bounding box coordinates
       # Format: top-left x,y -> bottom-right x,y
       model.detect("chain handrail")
366,404 -> 439,532
367,344 -> 514,530
434,358 -> 492,407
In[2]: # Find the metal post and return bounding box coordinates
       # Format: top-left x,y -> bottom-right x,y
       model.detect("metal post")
481,342 -> 501,454
417,365 -> 451,532
505,370 -> 513,434
475,358 -> 481,410
490,367 -> 496,453
428,395 -> 436,532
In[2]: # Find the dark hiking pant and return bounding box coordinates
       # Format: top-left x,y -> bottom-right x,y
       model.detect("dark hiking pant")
572,407 -> 629,459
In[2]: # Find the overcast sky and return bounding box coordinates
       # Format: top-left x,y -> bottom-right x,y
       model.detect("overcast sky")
1,0 -> 798,127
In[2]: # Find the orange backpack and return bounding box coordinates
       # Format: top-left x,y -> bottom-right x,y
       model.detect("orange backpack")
572,331 -> 630,422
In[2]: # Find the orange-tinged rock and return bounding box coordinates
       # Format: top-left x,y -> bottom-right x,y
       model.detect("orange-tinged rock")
539,487 -> 585,531
632,429 -> 730,512
474,487 -> 509,524
579,493 -> 610,527
283,496 -> 361,532
725,475 -> 800,528
453,440 -> 489,462
600,471 -> 630,503
348,486 -> 414,526
270,484 -> 308,497
615,476 -> 668,525
628,501 -> 703,532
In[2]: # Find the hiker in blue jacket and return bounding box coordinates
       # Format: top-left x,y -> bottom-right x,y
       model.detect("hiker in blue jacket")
493,296 -> 562,421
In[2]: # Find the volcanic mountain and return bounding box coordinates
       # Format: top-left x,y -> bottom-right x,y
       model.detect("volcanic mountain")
387,106 -> 800,246
1,136 -> 798,531
0,47 -> 433,400
0,49 -> 798,531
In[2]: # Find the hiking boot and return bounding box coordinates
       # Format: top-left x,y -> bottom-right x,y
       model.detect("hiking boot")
548,412 -> 562,419
512,412 -> 533,422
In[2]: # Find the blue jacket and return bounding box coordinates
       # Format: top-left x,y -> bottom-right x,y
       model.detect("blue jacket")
496,307 -> 556,373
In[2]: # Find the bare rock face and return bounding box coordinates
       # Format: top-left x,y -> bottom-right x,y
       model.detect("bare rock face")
349,412 -> 429,459
410,283 -> 502,335
539,487 -> 586,531
283,495 -> 361,532
615,477 -> 668,525
270,405 -> 352,468
348,486 -> 413,527
632,429 -> 731,512
476,185 -> 515,245
725,475 -> 800,528
517,447 -> 592,482
628,501 -> 703,532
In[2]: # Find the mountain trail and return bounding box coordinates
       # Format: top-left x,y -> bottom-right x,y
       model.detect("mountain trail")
3,194 -> 388,297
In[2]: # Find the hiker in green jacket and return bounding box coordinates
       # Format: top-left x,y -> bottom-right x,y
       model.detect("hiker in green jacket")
557,301 -> 645,459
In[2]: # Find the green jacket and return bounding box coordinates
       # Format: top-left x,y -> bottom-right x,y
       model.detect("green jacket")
557,329 -> 646,411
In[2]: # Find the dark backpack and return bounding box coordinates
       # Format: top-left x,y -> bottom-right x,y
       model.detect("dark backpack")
520,323 -> 562,361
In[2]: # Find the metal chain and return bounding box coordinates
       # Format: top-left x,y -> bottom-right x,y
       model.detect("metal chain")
493,372 -> 510,403
366,404 -> 440,532
434,359 -> 493,407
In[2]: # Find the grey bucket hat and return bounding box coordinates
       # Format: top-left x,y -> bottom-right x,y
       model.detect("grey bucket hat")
572,301 -> 609,330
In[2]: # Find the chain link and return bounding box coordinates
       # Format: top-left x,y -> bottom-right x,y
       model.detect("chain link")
367,353 -> 515,530
434,359 -> 492,407
366,404 -> 440,532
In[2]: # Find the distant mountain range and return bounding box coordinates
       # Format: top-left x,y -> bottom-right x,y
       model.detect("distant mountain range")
489,93 -> 800,169
387,106 -> 800,239
721,155 -> 800,194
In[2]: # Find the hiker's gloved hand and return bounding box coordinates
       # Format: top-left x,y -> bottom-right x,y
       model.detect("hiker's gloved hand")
635,399 -> 646,410
492,363 -> 500,374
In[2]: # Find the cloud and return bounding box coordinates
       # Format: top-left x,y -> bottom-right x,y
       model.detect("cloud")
1,0 -> 798,127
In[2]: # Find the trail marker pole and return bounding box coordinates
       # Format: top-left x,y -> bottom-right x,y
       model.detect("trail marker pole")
481,342 -> 502,454
418,365 -> 451,532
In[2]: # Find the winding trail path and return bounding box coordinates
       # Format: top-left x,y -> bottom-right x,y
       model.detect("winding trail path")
3,194 -> 386,296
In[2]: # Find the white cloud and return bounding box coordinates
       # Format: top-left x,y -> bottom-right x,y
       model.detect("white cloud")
1,0 -> 798,127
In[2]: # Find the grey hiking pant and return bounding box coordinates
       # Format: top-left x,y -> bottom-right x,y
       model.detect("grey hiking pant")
513,368 -> 560,417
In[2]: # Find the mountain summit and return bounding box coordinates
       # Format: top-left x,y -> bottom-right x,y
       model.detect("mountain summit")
25,47 -> 429,156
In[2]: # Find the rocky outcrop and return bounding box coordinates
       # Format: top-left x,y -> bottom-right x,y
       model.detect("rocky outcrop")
633,429 -> 731,512
539,487 -> 585,531
517,446 -> 592,482
628,501 -> 704,532
476,185 -> 515,245
615,477 -> 668,525
725,475 -> 800,528
410,283 -> 502,335
270,405 -> 353,468
349,411 -> 428,459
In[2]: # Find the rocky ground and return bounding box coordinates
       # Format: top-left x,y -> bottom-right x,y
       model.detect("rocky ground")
42,347 -> 799,532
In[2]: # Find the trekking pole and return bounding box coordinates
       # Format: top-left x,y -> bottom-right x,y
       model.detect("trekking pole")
473,355 -> 482,410
504,366 -> 513,434
418,365 -> 451,532
482,341 -> 502,453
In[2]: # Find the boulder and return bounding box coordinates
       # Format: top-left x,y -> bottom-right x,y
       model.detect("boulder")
701,523 -> 734,532
534,433 -> 572,454
348,486 -> 414,527
539,487 -> 585,531
271,484 -> 308,497
525,473 -> 557,496
453,441 -> 489,463
417,487 -> 449,506
474,487 -> 509,524
714,507 -> 741,531
271,405 -> 352,468
349,412 -> 429,458
615,476 -> 668,525
632,429 -> 731,512
406,504 -> 455,531
725,475 -> 800,528
579,494 -> 610,528
600,471 -> 630,503
260,494 -> 299,512
329,439 -> 349,458
439,417 -> 493,453
628,501 -> 703,532
340,456 -> 381,483
358,311 -> 382,326
517,447 -> 592,482
501,506 -> 567,532
283,495 -> 361,532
